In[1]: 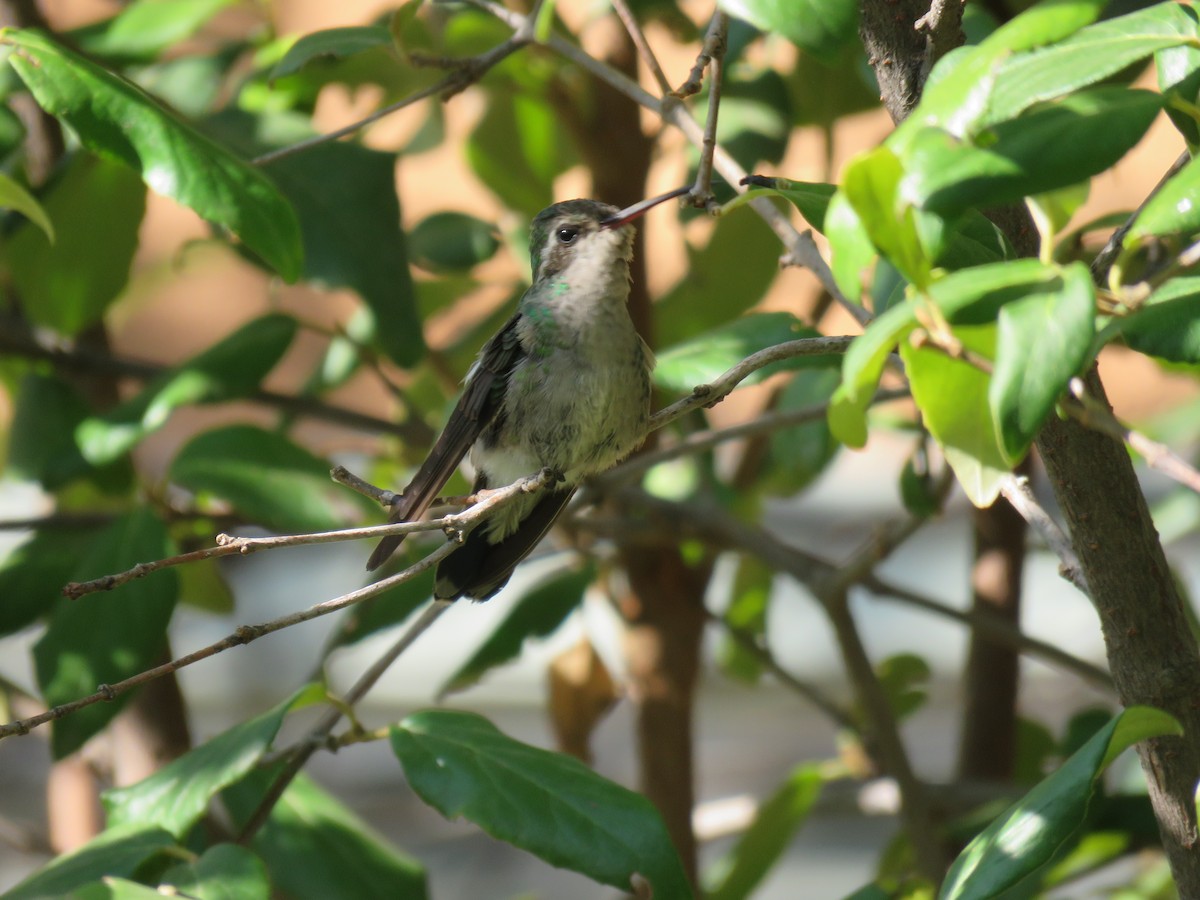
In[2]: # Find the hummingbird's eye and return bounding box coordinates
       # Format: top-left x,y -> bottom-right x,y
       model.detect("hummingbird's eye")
556,226 -> 579,244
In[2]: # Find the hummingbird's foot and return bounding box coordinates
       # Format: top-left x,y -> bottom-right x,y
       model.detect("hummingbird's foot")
536,467 -> 566,489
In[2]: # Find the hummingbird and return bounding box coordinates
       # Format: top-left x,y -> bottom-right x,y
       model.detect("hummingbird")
366,186 -> 690,600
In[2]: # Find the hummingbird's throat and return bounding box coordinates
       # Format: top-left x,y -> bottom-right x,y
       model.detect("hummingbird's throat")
600,185 -> 691,229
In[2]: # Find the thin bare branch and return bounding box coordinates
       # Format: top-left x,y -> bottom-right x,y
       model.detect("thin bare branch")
1091,150 -> 1190,283
675,12 -> 727,97
690,13 -> 727,209
609,0 -> 672,95
237,599 -> 453,842
998,474 -> 1088,594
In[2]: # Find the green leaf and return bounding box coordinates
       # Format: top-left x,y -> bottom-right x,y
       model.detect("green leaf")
990,262 -> 1094,461
655,212 -> 781,346
34,509 -> 178,757
467,92 -> 572,217
654,313 -> 831,393
875,653 -> 931,721
4,29 -> 303,280
747,179 -> 836,232
903,89 -> 1162,217
222,769 -> 428,900
0,526 -> 101,637
69,879 -> 167,899
169,425 -> 359,533
178,556 -> 235,614
1158,16 -> 1200,146
0,170 -> 53,240
1,824 -> 176,900
72,0 -> 238,61
1119,276 -> 1200,362
706,764 -> 823,900
824,189 -> 877,303
409,211 -> 501,273
77,313 -> 298,464
980,0 -> 1108,55
718,556 -> 773,683
764,369 -> 841,495
7,373 -> 132,491
706,70 -> 792,174
989,2 -> 1198,125
104,684 -> 322,838
439,563 -> 593,697
271,26 -> 394,81
391,710 -> 691,897
902,325 -> 1009,507
6,154 -> 144,335
942,706 -> 1181,900
841,146 -> 932,288
255,136 -> 424,367
159,843 -> 270,900
717,0 -> 857,59
1126,151 -> 1200,248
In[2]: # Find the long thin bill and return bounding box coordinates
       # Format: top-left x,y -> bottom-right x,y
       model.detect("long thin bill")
600,185 -> 691,229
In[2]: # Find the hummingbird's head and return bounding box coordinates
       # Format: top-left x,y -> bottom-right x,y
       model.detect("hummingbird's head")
528,188 -> 690,284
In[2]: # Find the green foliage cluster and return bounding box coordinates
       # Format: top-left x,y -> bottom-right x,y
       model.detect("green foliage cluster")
0,0 -> 1198,897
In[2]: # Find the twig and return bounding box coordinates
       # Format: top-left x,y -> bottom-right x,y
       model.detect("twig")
915,0 -> 966,85
861,575 -> 1111,688
675,12 -> 727,97
1092,150 -> 1190,283
689,13 -> 727,211
251,29 -> 534,166
609,0 -> 671,95
649,335 -> 855,431
62,470 -> 558,600
1065,378 -> 1200,495
998,474 -> 1088,594
236,599 -> 453,842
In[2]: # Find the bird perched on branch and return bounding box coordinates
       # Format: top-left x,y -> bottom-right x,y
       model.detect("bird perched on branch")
366,187 -> 689,600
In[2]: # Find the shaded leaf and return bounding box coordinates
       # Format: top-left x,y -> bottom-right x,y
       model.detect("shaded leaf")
169,425 -> 362,533
409,211 -> 500,273
391,710 -> 691,897
764,369 -> 841,496
6,154 -> 144,336
1,824 -> 175,900
942,706 -> 1181,900
0,526 -> 102,637
1127,152 -> 1200,248
271,26 -> 394,81
77,313 -> 298,464
34,509 -> 178,757
717,0 -> 857,59
5,29 -> 303,279
104,685 -> 323,838
654,313 -> 830,393
160,843 -> 270,900
440,563 -> 593,697
222,769 -> 428,900
1119,276 -> 1200,363
718,556 -> 773,683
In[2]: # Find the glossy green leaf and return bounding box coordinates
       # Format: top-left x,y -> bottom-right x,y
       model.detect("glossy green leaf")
409,211 -> 501,273
69,878 -> 167,899
1158,26 -> 1200,146
77,313 -> 298,464
942,706 -> 1181,900
0,526 -> 101,637
841,146 -> 932,288
1119,276 -> 1200,363
706,765 -> 824,900
0,170 -> 53,240
4,29 -> 303,280
104,685 -> 322,838
824,189 -> 876,303
904,89 -> 1161,217
33,509 -> 178,758
1126,151 -> 1200,247
222,769 -> 428,900
938,210 -> 1014,269
828,299 -> 915,448
717,0 -> 857,59
990,262 -> 1094,461
72,0 -> 238,61
159,843 -> 270,900
271,26 -> 394,81
654,212 -> 780,346
6,154 -> 144,336
1,824 -> 175,900
875,653 -> 931,721
989,2 -> 1198,125
747,179 -> 836,232
439,563 -> 593,697
655,313 -> 830,393
979,0 -> 1108,55
256,137 -> 423,366
903,325 -> 1009,507
169,425 -> 360,533
391,710 -> 690,897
